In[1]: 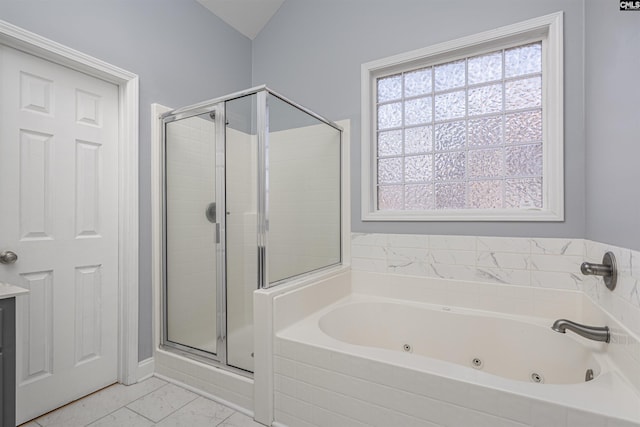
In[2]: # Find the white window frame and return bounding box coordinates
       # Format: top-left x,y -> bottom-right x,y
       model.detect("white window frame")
361,12 -> 563,221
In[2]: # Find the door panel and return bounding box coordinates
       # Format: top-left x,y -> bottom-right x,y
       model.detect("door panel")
18,270 -> 53,384
0,45 -> 119,423
164,113 -> 219,357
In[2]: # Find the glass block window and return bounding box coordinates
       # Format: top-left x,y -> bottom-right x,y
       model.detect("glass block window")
363,13 -> 563,221
375,42 -> 544,211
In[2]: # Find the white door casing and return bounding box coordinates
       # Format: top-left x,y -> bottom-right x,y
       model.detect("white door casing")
0,20 -> 139,422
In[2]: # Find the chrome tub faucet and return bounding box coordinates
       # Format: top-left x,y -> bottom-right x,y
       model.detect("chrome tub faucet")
580,251 -> 617,290
551,319 -> 610,343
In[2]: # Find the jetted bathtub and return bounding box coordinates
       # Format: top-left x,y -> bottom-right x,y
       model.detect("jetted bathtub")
273,273 -> 640,427
318,300 -> 601,385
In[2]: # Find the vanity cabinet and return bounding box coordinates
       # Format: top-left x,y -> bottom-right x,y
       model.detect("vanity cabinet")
0,297 -> 16,427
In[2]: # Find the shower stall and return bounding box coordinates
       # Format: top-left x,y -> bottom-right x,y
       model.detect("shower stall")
160,86 -> 342,374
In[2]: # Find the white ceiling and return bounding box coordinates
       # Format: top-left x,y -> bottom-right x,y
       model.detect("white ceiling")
196,0 -> 285,40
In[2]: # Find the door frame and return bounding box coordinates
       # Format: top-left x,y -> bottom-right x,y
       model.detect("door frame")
0,20 -> 140,385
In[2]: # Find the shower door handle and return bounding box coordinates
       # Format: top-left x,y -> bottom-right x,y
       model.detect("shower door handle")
206,202 -> 216,223
205,203 -> 220,243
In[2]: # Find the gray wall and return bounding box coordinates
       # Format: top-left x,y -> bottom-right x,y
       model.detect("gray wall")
0,0 -> 252,360
252,0 -> 587,239
585,0 -> 640,251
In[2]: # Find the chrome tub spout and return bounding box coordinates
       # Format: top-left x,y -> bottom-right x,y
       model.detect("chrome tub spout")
551,319 -> 610,343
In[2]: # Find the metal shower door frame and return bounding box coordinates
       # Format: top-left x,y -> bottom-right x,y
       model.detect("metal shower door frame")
160,102 -> 228,367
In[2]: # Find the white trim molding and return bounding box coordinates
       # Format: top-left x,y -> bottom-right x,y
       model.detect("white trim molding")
361,12 -> 564,222
0,20 -> 141,385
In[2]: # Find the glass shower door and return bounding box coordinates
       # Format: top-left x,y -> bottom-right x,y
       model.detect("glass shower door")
163,97 -> 258,373
164,111 -> 221,359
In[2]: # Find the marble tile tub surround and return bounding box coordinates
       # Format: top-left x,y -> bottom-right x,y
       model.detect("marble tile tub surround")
351,233 -> 640,336
351,233 -> 640,396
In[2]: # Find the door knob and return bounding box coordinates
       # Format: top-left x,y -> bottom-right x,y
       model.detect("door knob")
0,250 -> 18,264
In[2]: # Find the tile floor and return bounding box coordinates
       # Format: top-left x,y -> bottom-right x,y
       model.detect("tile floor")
20,377 -> 264,427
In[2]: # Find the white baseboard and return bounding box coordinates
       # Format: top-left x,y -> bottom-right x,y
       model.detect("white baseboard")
137,357 -> 155,381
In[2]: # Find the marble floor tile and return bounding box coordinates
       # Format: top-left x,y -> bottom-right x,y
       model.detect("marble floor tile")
218,412 -> 264,427
104,377 -> 168,407
36,377 -> 167,427
126,383 -> 198,422
24,377 -> 252,427
86,408 -> 154,427
155,396 -> 235,426
35,388 -> 124,427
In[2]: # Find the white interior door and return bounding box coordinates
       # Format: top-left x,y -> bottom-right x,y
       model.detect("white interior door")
0,45 -> 119,424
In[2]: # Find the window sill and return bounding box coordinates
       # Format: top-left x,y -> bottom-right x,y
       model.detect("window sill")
361,208 -> 564,222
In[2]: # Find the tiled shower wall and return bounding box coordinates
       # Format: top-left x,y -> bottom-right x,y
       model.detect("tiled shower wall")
351,233 -> 640,338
